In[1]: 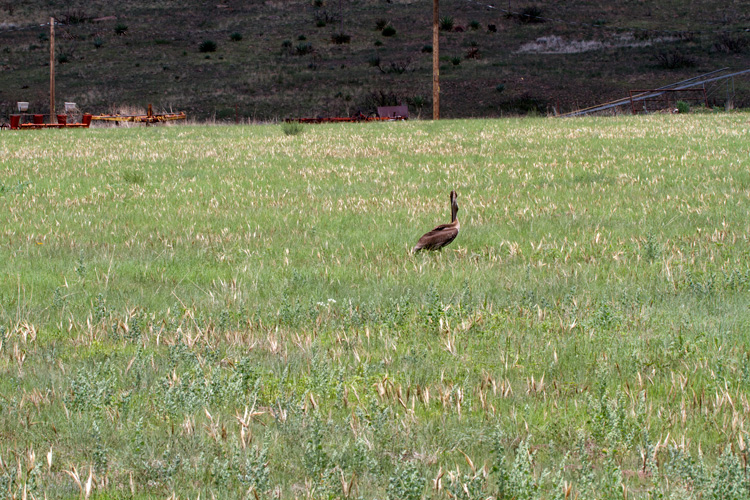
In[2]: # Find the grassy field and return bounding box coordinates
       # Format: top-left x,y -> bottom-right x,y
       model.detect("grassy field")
1,113 -> 750,499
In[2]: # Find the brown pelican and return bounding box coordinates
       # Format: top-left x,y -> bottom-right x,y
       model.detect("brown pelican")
412,190 -> 460,253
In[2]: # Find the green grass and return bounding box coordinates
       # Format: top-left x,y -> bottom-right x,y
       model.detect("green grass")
1,114 -> 750,498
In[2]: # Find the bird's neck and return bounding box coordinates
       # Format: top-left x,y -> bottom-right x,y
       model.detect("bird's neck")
451,204 -> 458,223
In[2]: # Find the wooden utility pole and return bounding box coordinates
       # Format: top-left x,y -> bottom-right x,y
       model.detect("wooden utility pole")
432,0 -> 439,120
49,17 -> 55,123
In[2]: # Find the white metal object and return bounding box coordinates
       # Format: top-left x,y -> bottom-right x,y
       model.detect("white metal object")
17,102 -> 29,112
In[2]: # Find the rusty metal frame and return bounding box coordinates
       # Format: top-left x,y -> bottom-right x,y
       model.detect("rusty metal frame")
91,104 -> 186,124
9,113 -> 92,129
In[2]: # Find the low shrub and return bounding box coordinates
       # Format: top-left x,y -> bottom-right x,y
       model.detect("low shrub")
199,40 -> 217,53
61,10 -> 89,25
656,50 -> 695,69
296,42 -> 313,55
282,121 -> 304,136
439,16 -> 454,31
714,33 -> 748,53
331,32 -> 351,44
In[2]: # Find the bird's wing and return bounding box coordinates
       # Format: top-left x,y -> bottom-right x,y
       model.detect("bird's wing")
426,223 -> 453,232
413,225 -> 459,252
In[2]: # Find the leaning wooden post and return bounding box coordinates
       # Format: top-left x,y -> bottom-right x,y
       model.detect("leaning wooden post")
432,0 -> 439,120
49,17 -> 55,123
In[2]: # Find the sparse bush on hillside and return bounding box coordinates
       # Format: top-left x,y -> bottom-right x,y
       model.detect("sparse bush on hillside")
331,32 -> 351,44
469,20 -> 480,30
374,59 -> 411,74
199,40 -> 217,52
230,32 -> 243,42
314,11 -> 337,28
714,32 -> 748,53
375,19 -> 388,30
114,23 -> 128,35
296,42 -> 313,55
93,37 -> 103,49
655,49 -> 695,69
495,83 -> 505,93
676,101 -> 690,114
439,16 -> 454,31
59,9 -> 90,24
368,54 -> 381,67
57,50 -> 71,63
388,60 -> 411,74
363,90 -> 402,108
408,95 -> 426,114
422,44 -> 433,53
382,25 -> 396,37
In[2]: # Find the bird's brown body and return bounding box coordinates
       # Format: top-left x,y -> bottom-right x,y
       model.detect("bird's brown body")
412,190 -> 460,253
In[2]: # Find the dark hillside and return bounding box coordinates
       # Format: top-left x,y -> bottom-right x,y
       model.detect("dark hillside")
1,0 -> 749,120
